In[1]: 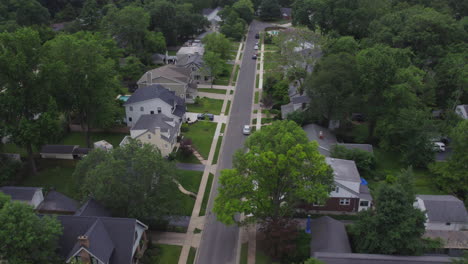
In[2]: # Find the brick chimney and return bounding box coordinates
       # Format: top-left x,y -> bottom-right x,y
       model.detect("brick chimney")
78,235 -> 89,248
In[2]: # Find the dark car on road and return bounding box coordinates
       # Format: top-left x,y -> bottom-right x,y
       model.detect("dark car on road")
255,33 -> 260,39
252,55 -> 257,60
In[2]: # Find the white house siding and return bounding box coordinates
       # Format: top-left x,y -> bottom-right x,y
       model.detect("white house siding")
125,99 -> 174,127
30,190 -> 44,209
40,153 -> 74,160
135,129 -> 175,157
132,224 -> 147,256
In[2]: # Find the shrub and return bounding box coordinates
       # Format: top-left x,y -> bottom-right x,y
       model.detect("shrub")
181,123 -> 189,133
330,145 -> 375,176
180,138 -> 193,157
0,156 -> 22,185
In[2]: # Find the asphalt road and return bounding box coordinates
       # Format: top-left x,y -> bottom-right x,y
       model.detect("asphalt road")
196,21 -> 270,264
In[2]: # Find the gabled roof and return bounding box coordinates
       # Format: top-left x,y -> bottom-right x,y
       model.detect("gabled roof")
75,199 -> 111,217
291,95 -> 310,104
173,105 -> 186,118
57,215 -> 147,264
38,190 -> 80,213
326,158 -> 361,183
40,145 -> 78,154
124,84 -> 185,107
303,124 -> 337,156
313,252 -> 453,264
177,53 -> 204,68
137,65 -> 191,85
0,186 -> 41,202
132,114 -> 179,143
417,195 -> 468,223
310,216 -> 352,254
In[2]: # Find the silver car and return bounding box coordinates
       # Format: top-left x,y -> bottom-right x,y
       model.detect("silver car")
243,125 -> 251,135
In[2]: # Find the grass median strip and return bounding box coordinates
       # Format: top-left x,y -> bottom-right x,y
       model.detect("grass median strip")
212,136 -> 223,165
187,247 -> 197,264
254,91 -> 259,104
225,100 -> 231,114
199,173 -> 214,216
256,74 -> 259,88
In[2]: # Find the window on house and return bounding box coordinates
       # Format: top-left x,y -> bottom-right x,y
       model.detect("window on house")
192,67 -> 196,71
195,75 -> 200,80
150,111 -> 154,114
446,222 -> 451,226
339,199 -> 350,205
335,187 -> 339,193
148,134 -> 151,139
204,76 -> 209,81
359,201 -> 369,207
157,107 -> 162,113
129,106 -> 133,111
129,117 -> 132,122
140,106 -> 144,111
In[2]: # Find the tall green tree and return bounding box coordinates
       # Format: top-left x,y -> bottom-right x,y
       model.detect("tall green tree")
146,0 -> 178,45
0,28 -> 61,174
259,0 -> 281,21
350,170 -> 427,255
305,52 -> 357,123
233,0 -> 254,23
0,194 -> 63,264
12,0 -> 50,26
213,120 -> 334,225
430,120 -> 468,201
202,51 -> 225,88
73,139 -> 182,221
202,33 -> 232,60
79,0 -> 101,31
219,7 -> 247,41
174,3 -> 209,41
42,32 -> 120,147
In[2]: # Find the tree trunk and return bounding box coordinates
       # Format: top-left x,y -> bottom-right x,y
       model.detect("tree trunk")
26,143 -> 37,175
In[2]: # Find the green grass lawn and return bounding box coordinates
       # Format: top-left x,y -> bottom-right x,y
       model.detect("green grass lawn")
21,159 -> 79,199
187,247 -> 196,264
175,149 -> 201,164
198,88 -> 227,94
142,244 -> 182,264
213,63 -> 234,85
263,52 -> 283,72
240,243 -> 248,264
168,50 -> 177,56
254,91 -> 259,104
212,136 -> 223,165
187,98 -> 224,115
225,100 -> 231,114
220,123 -> 226,133
183,121 -> 217,159
1,143 -> 30,157
199,173 -> 214,216
175,170 -> 203,216
60,132 -> 127,148
264,44 -> 279,51
261,117 -> 273,124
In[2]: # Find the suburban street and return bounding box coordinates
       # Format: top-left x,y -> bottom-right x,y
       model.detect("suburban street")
196,21 -> 270,264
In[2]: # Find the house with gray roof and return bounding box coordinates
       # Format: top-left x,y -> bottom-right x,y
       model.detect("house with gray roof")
57,215 -> 148,264
414,195 -> 468,231
137,65 -> 197,103
177,53 -> 212,84
124,84 -> 186,128
281,94 -> 310,119
455,104 -> 468,119
123,114 -> 180,157
38,190 -> 80,215
75,199 -> 112,217
0,186 -> 44,209
310,216 -> 455,263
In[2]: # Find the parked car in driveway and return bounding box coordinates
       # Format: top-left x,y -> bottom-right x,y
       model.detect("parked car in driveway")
197,113 -> 214,121
243,125 -> 251,135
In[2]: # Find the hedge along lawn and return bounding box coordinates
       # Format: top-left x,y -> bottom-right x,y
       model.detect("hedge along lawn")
199,173 -> 214,216
198,88 -> 227,94
187,98 -> 224,115
183,121 -> 217,159
175,170 -> 203,216
212,136 -> 223,165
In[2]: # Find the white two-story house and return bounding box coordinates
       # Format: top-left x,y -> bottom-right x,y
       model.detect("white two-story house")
123,84 -> 186,128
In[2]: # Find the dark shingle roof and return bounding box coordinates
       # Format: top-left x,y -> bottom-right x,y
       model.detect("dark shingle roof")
75,199 -> 111,217
326,158 -> 361,182
177,53 -> 203,67
132,114 -> 179,143
124,84 -> 185,107
310,216 -> 351,254
418,195 -> 468,223
292,95 -> 310,104
0,186 -> 41,202
57,215 -> 146,264
173,104 -> 186,118
313,252 -> 453,264
72,147 -> 90,155
40,145 -> 77,154
38,190 -> 80,213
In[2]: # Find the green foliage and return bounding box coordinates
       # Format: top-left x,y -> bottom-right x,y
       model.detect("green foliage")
79,0 -> 100,31
0,200 -> 62,263
325,36 -> 359,55
330,145 -> 375,176
0,156 -> 22,185
203,33 -> 232,60
5,0 -> 51,26
259,0 -> 281,21
429,120 -> 468,201
203,51 -> 225,86
54,3 -> 78,22
173,3 -> 209,41
0,28 -> 61,173
73,139 -> 181,222
220,7 -> 247,41
120,56 -> 145,82
42,32 -> 121,147
304,258 -> 325,264
213,120 -> 334,225
350,170 -> 427,255
233,0 -> 254,23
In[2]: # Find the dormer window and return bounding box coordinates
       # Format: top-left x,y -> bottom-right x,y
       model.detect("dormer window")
140,107 -> 144,111
157,107 -> 161,113
148,134 -> 151,139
